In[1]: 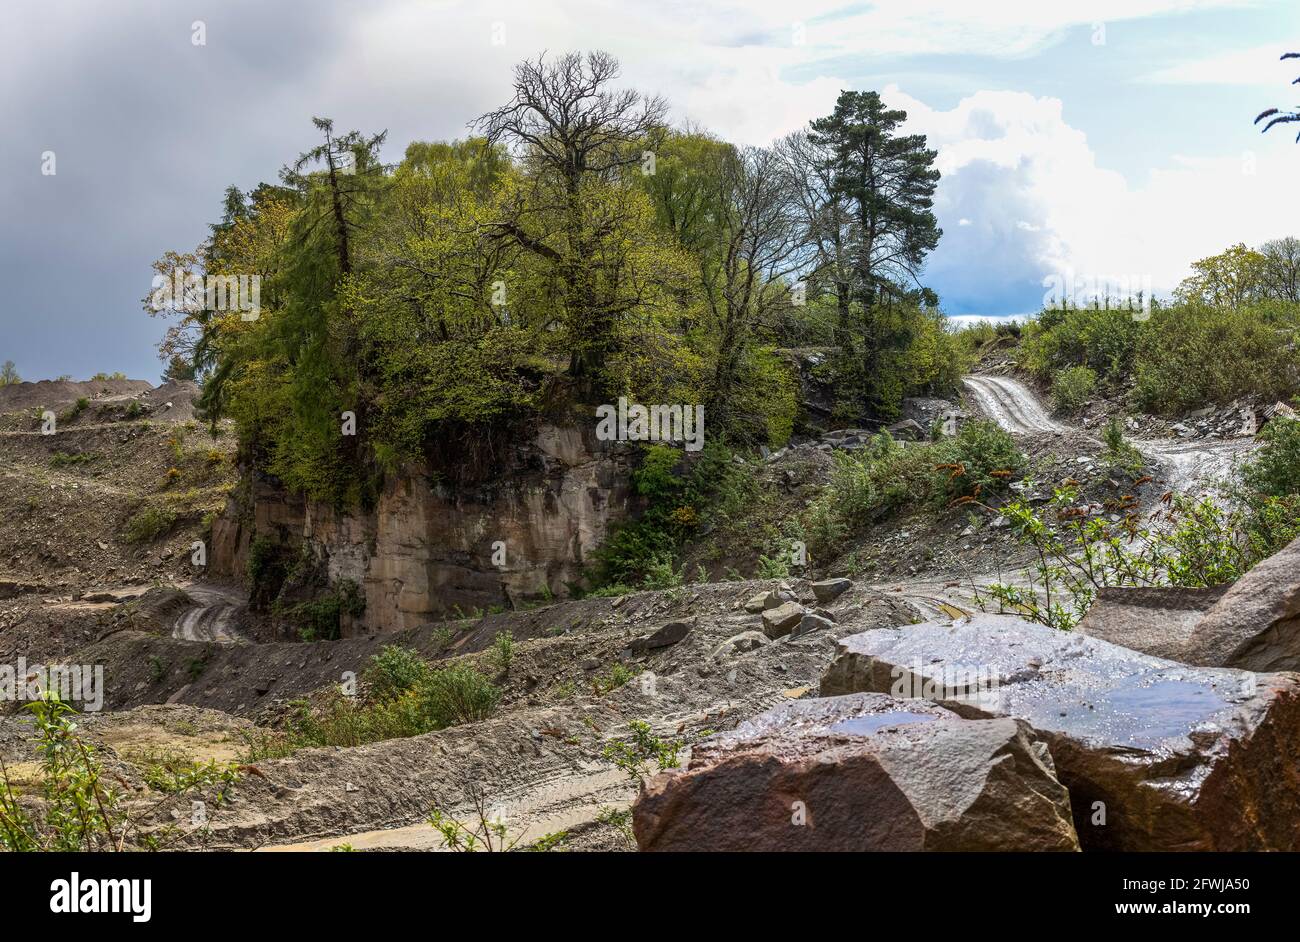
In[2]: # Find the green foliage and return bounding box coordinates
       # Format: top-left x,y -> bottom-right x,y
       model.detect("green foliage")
592,662 -> 640,695
283,581 -> 364,641
365,645 -> 431,701
1050,366 -> 1097,414
490,630 -> 515,675
931,420 -> 1025,503
49,451 -> 98,469
1102,417 -> 1145,474
601,720 -> 683,783
1021,306 -> 1141,383
0,696 -> 237,852
270,659 -> 499,752
804,423 -> 1024,560
1245,418 -> 1300,498
427,785 -> 521,852
755,553 -> 791,579
596,805 -> 636,847
590,443 -> 756,589
245,535 -> 289,611
1133,302 -> 1300,413
123,505 -> 177,544
979,488 -> 1300,630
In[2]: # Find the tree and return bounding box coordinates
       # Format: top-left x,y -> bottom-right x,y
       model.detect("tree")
645,138 -> 802,438
0,361 -> 19,386
806,90 -> 942,417
1174,243 -> 1267,307
1259,236 -> 1300,302
778,130 -> 858,347
281,117 -> 388,279
1254,52 -> 1300,141
474,51 -> 671,388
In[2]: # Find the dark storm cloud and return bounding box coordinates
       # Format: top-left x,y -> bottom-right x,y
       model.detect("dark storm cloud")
0,1 -> 401,381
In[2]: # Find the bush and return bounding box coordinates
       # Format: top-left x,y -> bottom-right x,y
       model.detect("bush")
1244,418 -> 1300,498
365,645 -> 431,701
414,663 -> 501,727
123,505 -> 177,544
1021,306 -> 1141,382
931,420 -> 1025,503
1133,303 -> 1299,413
980,489 -> 1300,630
1051,366 -> 1097,414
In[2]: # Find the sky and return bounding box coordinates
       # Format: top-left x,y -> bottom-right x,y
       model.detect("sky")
2,0 -> 1299,381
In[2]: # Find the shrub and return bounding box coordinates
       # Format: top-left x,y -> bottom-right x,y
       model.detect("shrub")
414,663 -> 501,727
365,645 -> 431,701
979,489 -> 1300,630
1020,306 -> 1141,381
1102,417 -> 1145,473
931,420 -> 1025,503
490,630 -> 514,675
1133,302 -> 1299,413
1051,366 -> 1097,414
601,720 -> 683,783
1244,418 -> 1300,498
123,505 -> 177,543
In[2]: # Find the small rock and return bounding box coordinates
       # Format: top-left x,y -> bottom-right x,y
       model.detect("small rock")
810,578 -> 853,604
791,613 -> 834,638
761,601 -> 806,639
710,631 -> 770,660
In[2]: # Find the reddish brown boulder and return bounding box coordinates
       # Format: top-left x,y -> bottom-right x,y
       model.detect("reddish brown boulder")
821,615 -> 1300,850
633,692 -> 1079,851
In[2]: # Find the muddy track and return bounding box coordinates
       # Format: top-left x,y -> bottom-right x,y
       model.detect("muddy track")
962,375 -> 1066,435
962,373 -> 1253,495
172,583 -> 245,642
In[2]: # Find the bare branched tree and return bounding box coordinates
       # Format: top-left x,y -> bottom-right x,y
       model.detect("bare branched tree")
472,51 -> 671,382
475,50 -> 668,191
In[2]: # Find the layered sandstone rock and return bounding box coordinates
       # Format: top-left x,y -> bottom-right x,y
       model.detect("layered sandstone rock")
211,424 -> 638,633
633,693 -> 1080,852
821,615 -> 1300,850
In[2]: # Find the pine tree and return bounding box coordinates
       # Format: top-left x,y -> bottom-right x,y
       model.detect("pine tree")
808,91 -> 941,418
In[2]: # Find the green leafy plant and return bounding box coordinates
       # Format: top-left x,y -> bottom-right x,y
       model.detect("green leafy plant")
601,720 -> 683,784
1051,365 -> 1097,414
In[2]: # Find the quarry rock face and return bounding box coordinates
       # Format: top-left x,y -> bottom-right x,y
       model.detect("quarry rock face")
212,425 -> 638,633
633,693 -> 1079,852
821,615 -> 1300,851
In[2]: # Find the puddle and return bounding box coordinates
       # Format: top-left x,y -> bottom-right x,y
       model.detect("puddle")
1047,677 -> 1229,746
830,711 -> 939,736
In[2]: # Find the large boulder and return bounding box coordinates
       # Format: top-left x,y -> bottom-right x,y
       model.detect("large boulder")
1077,585 -> 1227,662
1184,536 -> 1300,671
821,615 -> 1300,851
632,693 -> 1079,852
1078,536 -> 1300,672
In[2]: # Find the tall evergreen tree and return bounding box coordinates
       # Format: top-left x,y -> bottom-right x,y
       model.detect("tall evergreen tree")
808,91 -> 941,417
